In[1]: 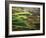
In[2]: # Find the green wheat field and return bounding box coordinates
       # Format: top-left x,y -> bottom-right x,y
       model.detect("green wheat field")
12,7 -> 40,31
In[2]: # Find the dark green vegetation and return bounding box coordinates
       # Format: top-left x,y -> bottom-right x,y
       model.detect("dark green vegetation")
12,7 -> 40,31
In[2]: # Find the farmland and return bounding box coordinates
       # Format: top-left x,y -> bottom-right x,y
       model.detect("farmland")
12,7 -> 40,31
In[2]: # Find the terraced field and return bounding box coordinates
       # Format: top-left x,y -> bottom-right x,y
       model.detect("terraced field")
12,7 -> 40,31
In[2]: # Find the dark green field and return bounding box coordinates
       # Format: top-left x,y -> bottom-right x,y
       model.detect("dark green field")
12,7 -> 40,31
